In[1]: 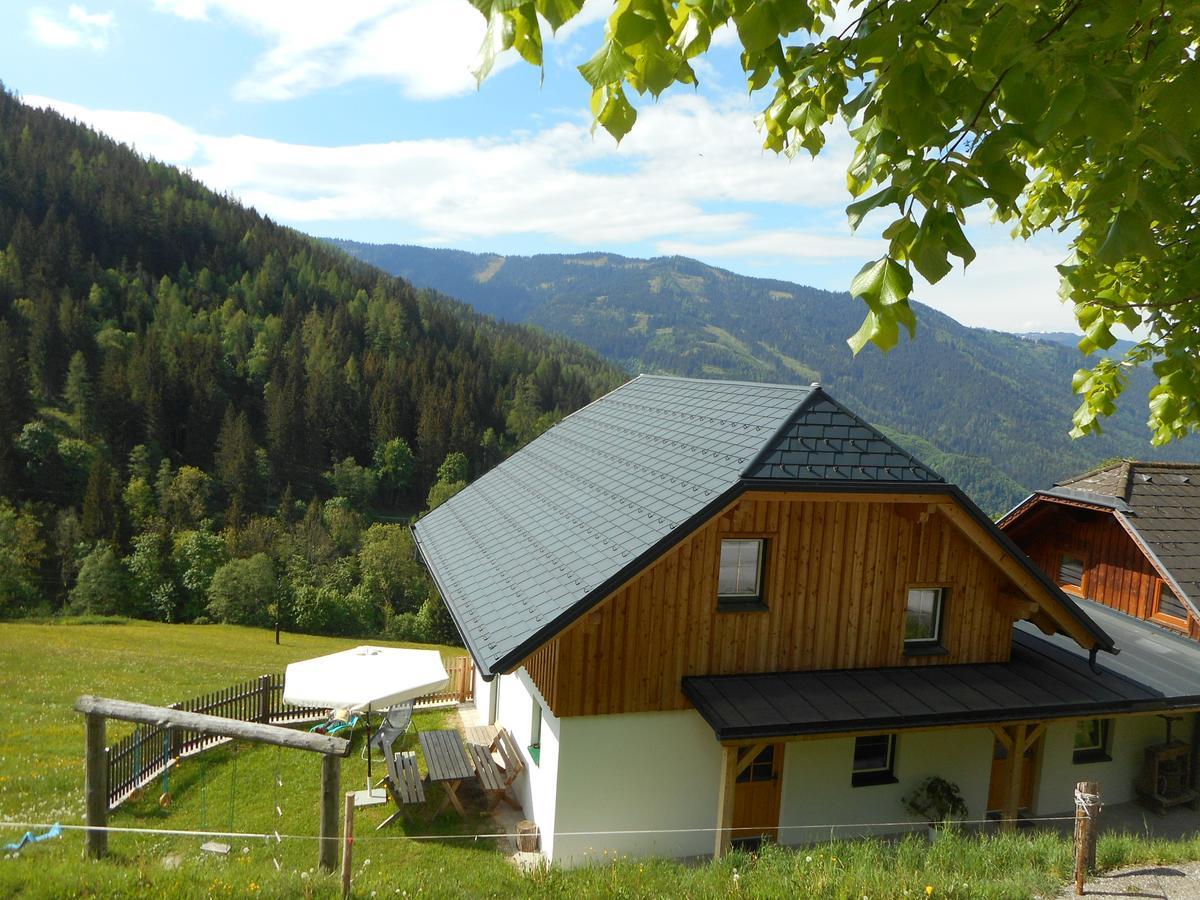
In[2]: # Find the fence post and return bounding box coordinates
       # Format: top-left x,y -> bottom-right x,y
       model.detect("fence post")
1073,780 -> 1101,895
258,675 -> 271,723
341,791 -> 355,898
319,754 -> 341,872
84,713 -> 108,858
457,659 -> 468,704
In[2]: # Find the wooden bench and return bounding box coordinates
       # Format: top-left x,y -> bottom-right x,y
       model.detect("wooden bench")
466,727 -> 525,811
377,750 -> 425,830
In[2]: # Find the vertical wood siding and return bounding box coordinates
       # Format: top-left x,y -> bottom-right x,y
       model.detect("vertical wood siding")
523,496 -> 1023,718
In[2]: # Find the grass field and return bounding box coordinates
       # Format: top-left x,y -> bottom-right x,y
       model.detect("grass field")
2,620 -> 1200,898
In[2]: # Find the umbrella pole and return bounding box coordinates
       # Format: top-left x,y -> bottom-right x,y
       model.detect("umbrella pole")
365,703 -> 372,790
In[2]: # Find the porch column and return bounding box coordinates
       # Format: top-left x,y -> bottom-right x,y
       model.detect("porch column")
993,722 -> 1045,831
713,744 -> 738,860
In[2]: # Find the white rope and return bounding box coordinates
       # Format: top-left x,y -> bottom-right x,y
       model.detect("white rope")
0,815 -> 1082,844
1074,788 -> 1102,819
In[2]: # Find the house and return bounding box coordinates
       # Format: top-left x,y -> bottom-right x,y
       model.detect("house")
412,377 -> 1200,865
1000,461 -> 1200,638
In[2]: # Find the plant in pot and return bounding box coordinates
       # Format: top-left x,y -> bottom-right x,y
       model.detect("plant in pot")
903,776 -> 968,840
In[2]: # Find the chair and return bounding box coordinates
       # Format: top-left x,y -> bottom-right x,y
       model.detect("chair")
368,702 -> 414,758
377,750 -> 425,830
466,726 -> 526,811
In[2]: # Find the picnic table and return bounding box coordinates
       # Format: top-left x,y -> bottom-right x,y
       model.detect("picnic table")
418,729 -> 475,817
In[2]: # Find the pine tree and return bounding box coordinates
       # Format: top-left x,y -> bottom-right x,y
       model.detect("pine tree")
81,457 -> 121,544
0,321 -> 33,492
64,351 -> 95,438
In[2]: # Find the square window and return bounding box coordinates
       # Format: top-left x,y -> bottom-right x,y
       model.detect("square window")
905,587 -> 945,647
1058,553 -> 1085,591
852,734 -> 897,786
718,539 -> 766,610
1072,719 -> 1111,764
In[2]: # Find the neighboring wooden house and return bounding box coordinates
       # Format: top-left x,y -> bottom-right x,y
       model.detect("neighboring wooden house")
413,377 -> 1200,865
1000,461 -> 1200,637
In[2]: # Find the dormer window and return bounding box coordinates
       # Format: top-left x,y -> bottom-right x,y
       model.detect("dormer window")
1057,552 -> 1085,594
718,539 -> 766,611
1153,580 -> 1189,628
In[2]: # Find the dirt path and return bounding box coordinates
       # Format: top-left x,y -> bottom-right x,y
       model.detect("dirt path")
1061,862 -> 1200,899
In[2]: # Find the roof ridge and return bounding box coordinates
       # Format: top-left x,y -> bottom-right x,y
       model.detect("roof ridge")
739,389 -> 823,477
636,373 -> 813,392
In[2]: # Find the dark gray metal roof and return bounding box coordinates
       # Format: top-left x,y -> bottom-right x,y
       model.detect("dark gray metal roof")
414,375 -> 1111,678
683,600 -> 1200,741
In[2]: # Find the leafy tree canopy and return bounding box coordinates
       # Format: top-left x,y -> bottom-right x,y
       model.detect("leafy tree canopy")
471,0 -> 1200,443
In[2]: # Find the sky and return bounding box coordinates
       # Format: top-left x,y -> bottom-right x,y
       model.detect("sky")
2,0 -> 1083,334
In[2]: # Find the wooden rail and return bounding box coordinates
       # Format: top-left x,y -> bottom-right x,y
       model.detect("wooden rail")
100,657 -> 473,811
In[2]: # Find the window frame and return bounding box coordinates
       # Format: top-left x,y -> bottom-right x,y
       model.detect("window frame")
717,535 -> 770,612
1151,578 -> 1190,631
1072,718 -> 1112,764
1056,549 -> 1087,596
903,584 -> 948,655
851,733 -> 898,787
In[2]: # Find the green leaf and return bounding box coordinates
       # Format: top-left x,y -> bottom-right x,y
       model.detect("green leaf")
734,2 -> 780,54
472,9 -> 517,86
591,85 -> 638,142
579,39 -> 635,89
1096,209 -> 1151,266
510,4 -> 543,68
845,186 -> 898,232
850,257 -> 888,301
534,0 -> 583,32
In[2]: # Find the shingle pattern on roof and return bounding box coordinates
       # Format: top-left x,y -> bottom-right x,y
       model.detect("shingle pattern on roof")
742,394 -> 943,484
413,375 -> 809,674
683,600 -> 1200,741
1048,460 -> 1200,612
1123,463 -> 1200,611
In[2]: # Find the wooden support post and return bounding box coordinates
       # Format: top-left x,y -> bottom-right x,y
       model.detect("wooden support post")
84,712 -> 108,858
319,753 -> 341,872
341,791 -> 355,898
1073,781 -> 1099,895
258,674 -> 271,723
714,745 -> 738,860
1003,723 -> 1028,831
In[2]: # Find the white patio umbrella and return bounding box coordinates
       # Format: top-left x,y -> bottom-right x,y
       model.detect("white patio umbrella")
283,646 -> 449,712
283,646 -> 450,802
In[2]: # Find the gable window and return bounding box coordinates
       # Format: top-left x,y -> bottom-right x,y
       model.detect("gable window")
1154,580 -> 1189,626
718,539 -> 767,611
852,734 -> 898,786
1072,719 -> 1112,764
904,587 -> 946,652
1058,552 -> 1085,594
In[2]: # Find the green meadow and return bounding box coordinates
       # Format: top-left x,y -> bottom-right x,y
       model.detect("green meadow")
1,619 -> 1198,898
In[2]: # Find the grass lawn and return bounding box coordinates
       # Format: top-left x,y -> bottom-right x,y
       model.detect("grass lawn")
2,620 -> 1200,898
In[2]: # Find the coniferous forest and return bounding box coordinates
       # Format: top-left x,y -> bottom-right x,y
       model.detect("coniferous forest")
0,86 -> 625,639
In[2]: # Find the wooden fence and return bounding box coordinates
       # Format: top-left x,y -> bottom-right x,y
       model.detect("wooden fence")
105,655 -> 473,810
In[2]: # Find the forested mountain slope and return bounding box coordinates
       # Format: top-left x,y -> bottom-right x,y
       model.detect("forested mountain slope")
0,87 -> 623,631
330,241 -> 1196,515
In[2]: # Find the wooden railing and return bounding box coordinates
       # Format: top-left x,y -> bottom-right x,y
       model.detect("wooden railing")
105,656 -> 474,810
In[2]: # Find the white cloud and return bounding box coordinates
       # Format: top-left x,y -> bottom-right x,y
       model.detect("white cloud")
148,0 -> 610,103
657,231 -> 884,260
24,91 -> 847,247
29,4 -> 114,50
914,236 -> 1079,333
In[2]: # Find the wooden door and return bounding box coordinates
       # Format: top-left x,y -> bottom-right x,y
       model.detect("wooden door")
987,736 -> 1039,812
732,744 -> 783,847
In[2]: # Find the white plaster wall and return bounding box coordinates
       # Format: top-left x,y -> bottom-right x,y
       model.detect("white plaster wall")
472,665 -> 491,720
551,709 -> 723,866
778,728 -> 994,843
497,669 -> 560,858
1034,714 -> 1193,814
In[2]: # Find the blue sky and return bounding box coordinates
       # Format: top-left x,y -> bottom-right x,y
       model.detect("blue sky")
2,1 -> 1081,334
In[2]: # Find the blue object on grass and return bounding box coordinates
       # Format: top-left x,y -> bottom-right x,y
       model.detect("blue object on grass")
4,823 -> 62,852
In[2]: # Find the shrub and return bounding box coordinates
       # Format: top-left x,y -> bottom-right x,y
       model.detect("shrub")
69,544 -> 135,616
207,553 -> 275,626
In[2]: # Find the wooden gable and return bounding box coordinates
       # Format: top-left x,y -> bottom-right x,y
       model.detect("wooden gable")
1005,498 -> 1198,637
522,490 -> 1080,718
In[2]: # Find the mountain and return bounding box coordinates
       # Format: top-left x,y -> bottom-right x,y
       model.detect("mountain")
1017,331 -> 1138,359
327,241 -> 1196,515
0,86 -> 623,625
